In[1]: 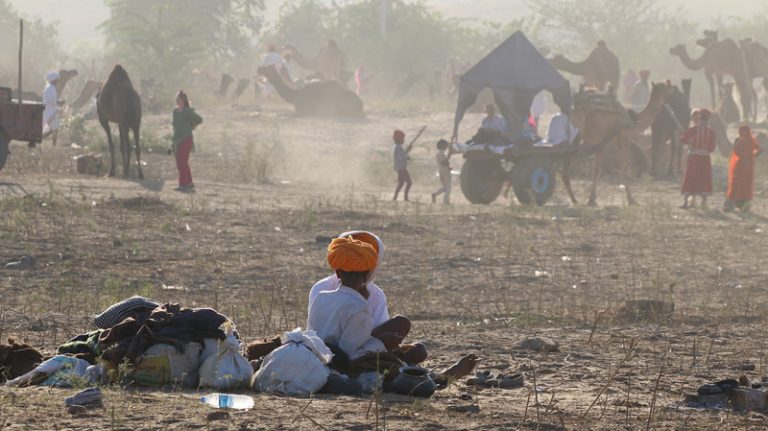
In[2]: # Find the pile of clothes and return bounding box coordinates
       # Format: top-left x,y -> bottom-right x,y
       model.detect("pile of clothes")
5,296 -> 253,390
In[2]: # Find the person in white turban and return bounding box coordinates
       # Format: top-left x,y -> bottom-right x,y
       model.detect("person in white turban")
42,71 -> 60,137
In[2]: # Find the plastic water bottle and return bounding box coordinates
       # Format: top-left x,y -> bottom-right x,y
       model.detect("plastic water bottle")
200,393 -> 254,410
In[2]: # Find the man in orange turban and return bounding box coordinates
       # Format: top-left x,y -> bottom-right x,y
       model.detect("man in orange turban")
309,231 -> 428,366
307,237 -> 395,361
326,236 -> 378,275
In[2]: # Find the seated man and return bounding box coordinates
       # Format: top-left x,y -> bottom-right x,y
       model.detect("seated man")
481,104 -> 508,132
309,236 -> 478,383
247,231 -> 425,364
547,111 -> 579,146
308,233 -> 425,364
308,236 -> 389,360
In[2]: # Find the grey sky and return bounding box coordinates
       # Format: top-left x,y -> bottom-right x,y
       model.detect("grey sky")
7,0 -> 760,49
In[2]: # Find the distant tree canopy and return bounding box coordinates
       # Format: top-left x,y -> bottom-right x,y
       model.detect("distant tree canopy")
0,0 -> 61,93
524,0 -> 696,73
264,0 -> 510,89
101,0 -> 265,83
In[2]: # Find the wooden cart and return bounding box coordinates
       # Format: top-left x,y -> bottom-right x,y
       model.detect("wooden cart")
0,20 -> 45,174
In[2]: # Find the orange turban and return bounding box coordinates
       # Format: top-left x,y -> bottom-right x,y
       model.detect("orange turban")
348,232 -> 379,254
327,236 -> 378,272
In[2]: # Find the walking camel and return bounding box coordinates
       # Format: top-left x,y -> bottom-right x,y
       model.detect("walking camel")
669,39 -> 753,120
568,82 -> 674,206
97,65 -> 143,179
550,41 -> 620,92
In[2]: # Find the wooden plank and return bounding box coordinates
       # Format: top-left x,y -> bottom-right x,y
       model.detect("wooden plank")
17,19 -> 23,105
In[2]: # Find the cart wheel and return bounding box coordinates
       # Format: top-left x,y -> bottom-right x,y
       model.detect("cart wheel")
0,129 -> 9,174
512,157 -> 556,206
460,158 -> 505,204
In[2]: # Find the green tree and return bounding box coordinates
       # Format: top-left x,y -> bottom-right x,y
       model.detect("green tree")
101,0 -> 265,84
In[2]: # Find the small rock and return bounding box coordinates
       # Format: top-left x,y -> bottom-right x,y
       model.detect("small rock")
113,239 -> 123,247
206,411 -> 230,421
65,388 -> 102,407
730,387 -> 768,412
735,364 -> 757,371
5,256 -> 35,270
514,336 -> 559,353
447,404 -> 480,414
67,405 -> 88,415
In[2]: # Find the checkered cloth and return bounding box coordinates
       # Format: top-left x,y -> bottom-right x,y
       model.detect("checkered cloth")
93,296 -> 159,329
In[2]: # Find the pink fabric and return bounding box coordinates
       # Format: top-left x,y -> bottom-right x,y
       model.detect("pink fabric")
176,136 -> 194,186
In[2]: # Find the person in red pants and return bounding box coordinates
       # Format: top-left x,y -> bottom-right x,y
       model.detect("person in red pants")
172,91 -> 203,192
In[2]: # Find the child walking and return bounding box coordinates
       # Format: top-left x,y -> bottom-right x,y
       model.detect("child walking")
431,139 -> 452,204
392,129 -> 411,201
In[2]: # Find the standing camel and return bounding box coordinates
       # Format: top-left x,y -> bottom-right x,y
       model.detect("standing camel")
97,65 -> 143,179
550,41 -> 620,92
739,38 -> 768,117
669,40 -> 753,120
569,82 -> 673,206
651,79 -> 692,177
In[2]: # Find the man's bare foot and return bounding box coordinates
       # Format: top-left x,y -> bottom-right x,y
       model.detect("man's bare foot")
440,354 -> 479,380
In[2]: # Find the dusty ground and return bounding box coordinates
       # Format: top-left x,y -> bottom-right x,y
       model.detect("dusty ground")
1,101 -> 768,430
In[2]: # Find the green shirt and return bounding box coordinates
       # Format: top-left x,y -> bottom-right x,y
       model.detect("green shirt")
172,107 -> 203,150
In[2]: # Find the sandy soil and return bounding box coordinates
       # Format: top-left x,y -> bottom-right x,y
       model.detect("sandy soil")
1,103 -> 768,430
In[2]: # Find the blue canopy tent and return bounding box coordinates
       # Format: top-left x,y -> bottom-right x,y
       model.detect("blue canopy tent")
453,31 -> 572,139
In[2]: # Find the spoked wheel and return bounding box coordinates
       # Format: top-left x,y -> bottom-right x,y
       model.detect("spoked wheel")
512,156 -> 556,206
0,129 -> 9,175
460,157 -> 506,204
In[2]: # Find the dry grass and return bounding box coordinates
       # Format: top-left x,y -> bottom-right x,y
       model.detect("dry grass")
0,106 -> 767,430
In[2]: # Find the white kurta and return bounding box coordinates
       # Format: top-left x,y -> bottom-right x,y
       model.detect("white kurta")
309,276 -> 389,327
307,286 -> 387,360
547,113 -> 579,145
261,52 -> 285,68
308,230 -> 389,328
531,92 -> 548,119
42,83 -> 58,134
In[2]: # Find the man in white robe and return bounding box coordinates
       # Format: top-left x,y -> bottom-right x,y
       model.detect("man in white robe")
42,71 -> 59,137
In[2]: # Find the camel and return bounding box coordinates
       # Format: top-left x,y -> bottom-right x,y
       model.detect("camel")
284,41 -> 352,85
394,72 -> 422,99
719,82 -> 741,124
70,79 -> 101,111
257,65 -> 364,118
550,41 -> 620,92
650,79 -> 691,177
56,69 -> 79,97
568,82 -> 673,206
739,38 -> 768,116
97,65 -> 143,179
232,78 -> 251,99
669,40 -> 753,120
217,74 -> 234,98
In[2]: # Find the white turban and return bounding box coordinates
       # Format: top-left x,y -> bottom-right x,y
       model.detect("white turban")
46,71 -> 59,82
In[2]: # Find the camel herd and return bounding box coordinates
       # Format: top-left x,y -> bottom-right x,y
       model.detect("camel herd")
544,30 -> 768,205
549,31 -> 768,124
29,29 -> 767,207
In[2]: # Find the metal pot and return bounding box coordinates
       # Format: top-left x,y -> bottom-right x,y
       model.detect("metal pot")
392,366 -> 436,398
